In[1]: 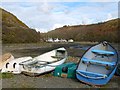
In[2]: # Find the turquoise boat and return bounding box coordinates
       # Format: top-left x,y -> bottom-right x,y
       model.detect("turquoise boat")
54,62 -> 77,78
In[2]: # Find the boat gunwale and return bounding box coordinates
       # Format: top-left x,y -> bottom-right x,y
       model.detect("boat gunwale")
23,57 -> 67,68
76,41 -> 119,79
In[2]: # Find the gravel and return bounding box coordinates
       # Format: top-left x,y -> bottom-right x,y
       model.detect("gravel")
1,43 -> 120,88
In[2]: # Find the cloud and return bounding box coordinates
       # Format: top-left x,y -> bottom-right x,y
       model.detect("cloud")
1,0 -> 119,2
51,24 -> 64,30
1,2 -> 118,32
37,1 -> 54,14
89,0 -> 119,2
106,13 -> 112,21
35,28 -> 47,32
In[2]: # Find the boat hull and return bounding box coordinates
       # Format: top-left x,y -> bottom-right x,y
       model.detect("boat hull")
0,53 -> 14,70
116,64 -> 120,76
22,57 -> 67,75
76,41 -> 118,85
1,57 -> 32,74
76,66 -> 117,85
20,47 -> 68,76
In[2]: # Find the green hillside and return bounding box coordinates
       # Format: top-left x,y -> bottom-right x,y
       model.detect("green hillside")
1,8 -> 41,43
1,8 -> 119,43
46,19 -> 119,43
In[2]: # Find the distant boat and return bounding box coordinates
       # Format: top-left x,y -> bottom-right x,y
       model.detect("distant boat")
76,41 -> 118,85
20,47 -> 67,76
1,57 -> 32,74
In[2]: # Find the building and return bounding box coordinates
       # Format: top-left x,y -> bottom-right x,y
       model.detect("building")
68,39 -> 74,42
54,38 -> 60,42
47,38 -> 54,42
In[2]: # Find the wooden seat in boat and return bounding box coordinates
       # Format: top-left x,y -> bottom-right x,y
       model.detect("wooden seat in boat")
51,56 -> 64,58
82,57 -> 116,66
91,49 -> 115,56
76,70 -> 108,79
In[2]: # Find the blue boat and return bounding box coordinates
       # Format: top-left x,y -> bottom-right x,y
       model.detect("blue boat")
76,41 -> 119,85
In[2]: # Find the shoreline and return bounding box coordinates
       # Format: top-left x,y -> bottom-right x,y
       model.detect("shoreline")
1,42 -> 120,88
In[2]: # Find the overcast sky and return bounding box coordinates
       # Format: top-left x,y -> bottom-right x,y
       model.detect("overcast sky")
1,0 -> 119,32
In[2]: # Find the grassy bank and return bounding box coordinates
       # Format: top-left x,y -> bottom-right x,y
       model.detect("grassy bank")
0,73 -> 14,79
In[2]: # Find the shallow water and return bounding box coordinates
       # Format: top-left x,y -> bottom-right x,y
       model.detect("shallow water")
2,43 -> 88,58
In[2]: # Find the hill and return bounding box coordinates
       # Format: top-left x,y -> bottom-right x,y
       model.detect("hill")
46,19 -> 119,43
1,8 -> 41,43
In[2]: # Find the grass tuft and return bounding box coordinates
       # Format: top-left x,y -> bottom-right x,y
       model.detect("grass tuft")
0,73 -> 14,79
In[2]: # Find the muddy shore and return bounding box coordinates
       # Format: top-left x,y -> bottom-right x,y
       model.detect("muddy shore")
1,42 -> 120,88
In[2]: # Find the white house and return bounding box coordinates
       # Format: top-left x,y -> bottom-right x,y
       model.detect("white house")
54,38 -> 60,42
68,39 -> 74,42
60,39 -> 67,42
47,38 -> 54,42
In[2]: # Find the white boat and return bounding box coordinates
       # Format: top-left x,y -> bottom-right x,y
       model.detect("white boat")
0,53 -> 14,70
20,47 -> 67,76
1,56 -> 32,74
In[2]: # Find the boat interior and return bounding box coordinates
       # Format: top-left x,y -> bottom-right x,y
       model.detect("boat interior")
20,48 -> 67,69
77,42 -> 117,78
51,49 -> 66,60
